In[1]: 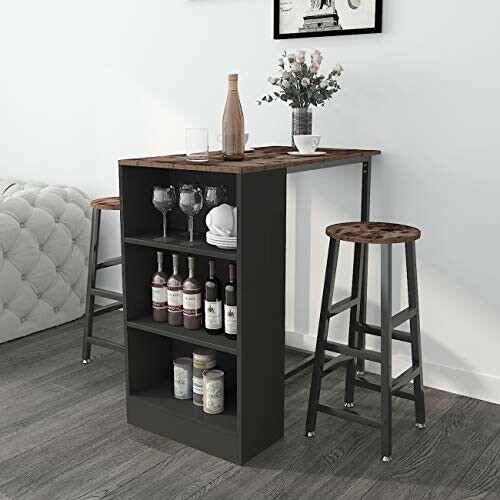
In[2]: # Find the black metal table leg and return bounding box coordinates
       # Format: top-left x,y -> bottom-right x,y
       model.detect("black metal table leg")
356,159 -> 372,374
82,208 -> 101,363
305,239 -> 340,437
406,241 -> 426,428
380,243 -> 393,462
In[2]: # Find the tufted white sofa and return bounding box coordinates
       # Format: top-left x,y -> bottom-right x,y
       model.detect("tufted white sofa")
0,179 -> 91,343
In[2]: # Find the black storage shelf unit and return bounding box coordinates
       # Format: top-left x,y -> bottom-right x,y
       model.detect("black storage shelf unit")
120,164 -> 286,465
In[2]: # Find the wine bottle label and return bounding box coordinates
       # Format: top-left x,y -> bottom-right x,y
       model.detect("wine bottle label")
224,305 -> 237,335
205,300 -> 222,329
167,287 -> 183,313
183,291 -> 202,317
152,284 -> 167,310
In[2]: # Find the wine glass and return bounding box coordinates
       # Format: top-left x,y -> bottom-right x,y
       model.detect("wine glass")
179,184 -> 204,246
152,186 -> 177,242
204,185 -> 227,210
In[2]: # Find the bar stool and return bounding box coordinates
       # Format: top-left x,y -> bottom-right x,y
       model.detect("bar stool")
82,197 -> 125,363
305,222 -> 425,462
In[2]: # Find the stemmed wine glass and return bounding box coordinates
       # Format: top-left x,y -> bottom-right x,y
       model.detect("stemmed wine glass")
179,184 -> 204,246
204,185 -> 227,210
152,186 -> 177,242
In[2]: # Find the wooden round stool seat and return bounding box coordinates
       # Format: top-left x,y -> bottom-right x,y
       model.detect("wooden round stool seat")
326,222 -> 421,244
90,197 -> 120,211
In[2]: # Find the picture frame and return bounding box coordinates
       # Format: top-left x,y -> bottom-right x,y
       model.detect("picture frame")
274,0 -> 383,39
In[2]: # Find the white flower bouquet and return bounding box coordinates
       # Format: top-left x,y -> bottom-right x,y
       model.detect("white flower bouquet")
258,49 -> 344,109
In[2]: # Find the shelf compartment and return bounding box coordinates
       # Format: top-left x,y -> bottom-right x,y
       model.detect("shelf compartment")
128,385 -> 239,463
128,316 -> 238,355
124,231 -> 237,261
130,382 -> 237,433
126,327 -> 240,463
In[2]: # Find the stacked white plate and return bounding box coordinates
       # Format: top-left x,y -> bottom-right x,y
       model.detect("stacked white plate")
206,231 -> 237,249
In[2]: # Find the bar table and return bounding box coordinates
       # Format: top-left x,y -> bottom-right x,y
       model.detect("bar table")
118,146 -> 381,465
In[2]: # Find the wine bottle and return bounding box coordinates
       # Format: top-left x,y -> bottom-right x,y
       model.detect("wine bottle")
224,263 -> 237,340
182,256 -> 202,330
152,251 -> 168,322
167,254 -> 184,326
204,260 -> 223,335
222,74 -> 245,161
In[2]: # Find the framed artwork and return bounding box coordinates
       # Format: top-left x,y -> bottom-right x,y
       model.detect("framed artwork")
274,0 -> 383,39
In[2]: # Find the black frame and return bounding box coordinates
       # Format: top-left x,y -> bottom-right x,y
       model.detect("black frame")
274,0 -> 383,40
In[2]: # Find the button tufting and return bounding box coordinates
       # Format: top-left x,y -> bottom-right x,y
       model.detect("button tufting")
0,183 -> 92,340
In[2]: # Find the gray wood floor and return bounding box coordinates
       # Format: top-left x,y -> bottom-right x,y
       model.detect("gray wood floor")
0,312 -> 499,500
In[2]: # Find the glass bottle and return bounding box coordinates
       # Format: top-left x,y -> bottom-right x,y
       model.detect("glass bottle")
222,74 -> 245,161
152,251 -> 168,322
182,256 -> 202,330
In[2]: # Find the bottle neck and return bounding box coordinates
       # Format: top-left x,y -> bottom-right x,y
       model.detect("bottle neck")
188,258 -> 195,278
228,76 -> 238,92
172,254 -> 179,275
157,252 -> 163,272
209,261 -> 216,279
229,264 -> 236,283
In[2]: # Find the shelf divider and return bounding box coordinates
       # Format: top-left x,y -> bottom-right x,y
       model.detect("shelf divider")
125,231 -> 236,261
128,316 -> 238,355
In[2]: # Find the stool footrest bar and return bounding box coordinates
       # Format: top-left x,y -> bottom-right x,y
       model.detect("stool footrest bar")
391,366 -> 421,393
93,302 -> 123,317
96,257 -> 122,270
328,297 -> 359,317
392,307 -> 417,328
325,341 -> 382,363
87,336 -> 124,353
356,322 -> 412,343
354,376 -> 416,401
322,354 -> 353,377
317,404 -> 381,429
90,288 -> 124,302
285,354 -> 315,380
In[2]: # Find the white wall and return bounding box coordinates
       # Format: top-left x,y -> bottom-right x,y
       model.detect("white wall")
1,1 -> 499,403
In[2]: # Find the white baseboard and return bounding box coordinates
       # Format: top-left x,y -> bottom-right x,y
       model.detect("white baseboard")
286,331 -> 500,405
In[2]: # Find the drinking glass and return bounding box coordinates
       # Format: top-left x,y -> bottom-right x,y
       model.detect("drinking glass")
186,128 -> 209,162
204,185 -> 227,210
179,184 -> 204,246
152,186 -> 177,242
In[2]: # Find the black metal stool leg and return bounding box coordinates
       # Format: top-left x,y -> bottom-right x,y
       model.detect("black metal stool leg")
305,239 -> 340,437
344,243 -> 365,408
406,242 -> 426,428
82,208 -> 101,363
380,244 -> 393,462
